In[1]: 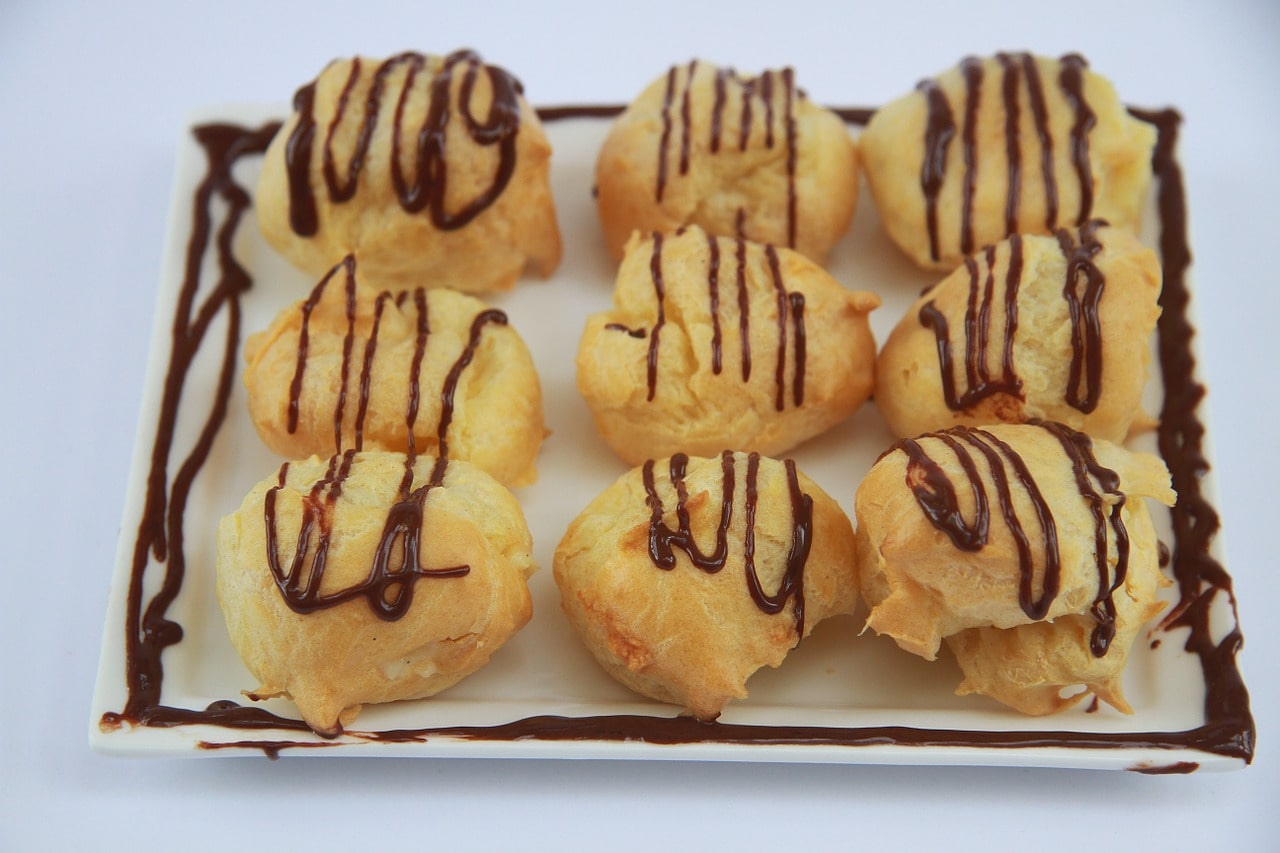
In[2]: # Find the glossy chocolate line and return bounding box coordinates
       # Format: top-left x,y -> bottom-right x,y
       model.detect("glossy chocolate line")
322,58 -> 369,202
645,232 -> 666,401
1060,54 -> 1097,224
959,57 -> 983,256
918,237 -> 1023,410
639,234 -> 806,408
1132,105 -> 1254,760
996,53 -> 1023,234
917,77 -> 955,263
604,322 -> 646,338
651,65 -> 798,247
765,245 -> 790,412
782,67 -> 798,249
642,451 -> 810,634
1058,220 -> 1106,413
897,426 -> 1063,621
789,292 -> 806,406
99,120 -> 280,728
656,67 -> 678,202
286,258 -> 507,463
402,288 -> 430,489
354,291 -> 390,451
644,451 -> 734,572
198,713 -> 1238,758
286,50 -> 522,236
1040,420 -> 1130,656
104,109 -> 1252,766
735,227 -> 751,381
711,68 -> 729,153
706,230 -> 724,374
679,60 -> 697,179
1020,55 -> 1057,229
917,53 -> 1098,257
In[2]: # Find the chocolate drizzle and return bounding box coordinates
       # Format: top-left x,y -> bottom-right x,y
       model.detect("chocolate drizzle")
917,53 -> 1100,260
282,253 -> 508,457
641,452 -> 812,635
263,299 -> 506,621
1040,421 -> 1129,655
99,119 -> 282,730
653,63 -> 801,248
895,421 -> 1133,652
285,50 -> 523,237
919,219 -> 1109,416
919,236 -> 1024,410
101,107 -> 1252,767
637,231 -> 807,410
262,453 -> 469,621
1058,220 -> 1107,413
898,426 -> 1060,621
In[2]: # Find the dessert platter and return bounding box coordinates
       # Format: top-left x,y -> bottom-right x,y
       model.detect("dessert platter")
90,50 -> 1254,769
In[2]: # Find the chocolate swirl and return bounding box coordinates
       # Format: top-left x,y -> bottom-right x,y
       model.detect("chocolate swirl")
285,49 -> 524,237
919,53 -> 1099,261
895,422 -> 1131,652
626,231 -> 806,411
642,452 -> 813,635
654,63 -> 800,249
262,454 -> 470,622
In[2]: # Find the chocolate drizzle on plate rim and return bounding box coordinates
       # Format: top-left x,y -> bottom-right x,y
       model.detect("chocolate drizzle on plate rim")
96,102 -> 1254,766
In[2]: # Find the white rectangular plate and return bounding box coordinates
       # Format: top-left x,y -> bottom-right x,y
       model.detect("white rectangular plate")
90,102 -> 1254,770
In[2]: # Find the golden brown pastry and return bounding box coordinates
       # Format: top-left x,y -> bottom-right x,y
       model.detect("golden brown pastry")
256,50 -> 561,293
855,422 -> 1173,714
216,451 -> 535,736
554,451 -> 858,720
244,254 -> 544,488
860,53 -> 1155,271
875,222 -> 1161,444
595,60 -> 859,264
577,226 -> 879,466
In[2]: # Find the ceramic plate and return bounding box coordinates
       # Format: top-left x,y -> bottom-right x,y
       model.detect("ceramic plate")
90,103 -> 1254,770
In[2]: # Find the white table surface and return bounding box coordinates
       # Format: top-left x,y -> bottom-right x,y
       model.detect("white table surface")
2,1 -> 1275,849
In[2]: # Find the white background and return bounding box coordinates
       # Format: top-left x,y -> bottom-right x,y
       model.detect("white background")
2,1 -> 1276,850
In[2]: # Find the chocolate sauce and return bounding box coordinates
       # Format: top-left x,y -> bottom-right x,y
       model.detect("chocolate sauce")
285,50 -> 523,237
995,54 -> 1023,234
99,119 -> 282,729
637,232 -> 806,409
919,219 -> 1110,417
1040,421 -> 1129,656
897,426 -> 1061,621
102,107 -> 1252,766
916,76 -> 955,263
706,230 -> 724,374
653,63 -> 800,249
918,236 -> 1024,411
604,323 -> 646,338
1057,221 -> 1107,413
642,452 -> 811,635
645,232 -> 667,401
282,254 -> 508,459
895,421 -> 1131,649
1060,54 -> 1097,224
656,66 -> 679,203
958,57 -> 983,256
917,53 -> 1099,259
